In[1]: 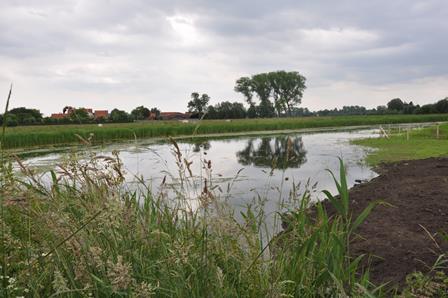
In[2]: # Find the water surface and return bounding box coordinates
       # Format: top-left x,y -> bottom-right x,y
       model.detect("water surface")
22,129 -> 378,216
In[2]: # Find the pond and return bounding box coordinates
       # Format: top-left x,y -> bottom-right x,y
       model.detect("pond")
21,128 -> 379,225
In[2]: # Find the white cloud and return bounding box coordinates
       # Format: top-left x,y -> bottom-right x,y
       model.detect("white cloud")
299,27 -> 379,51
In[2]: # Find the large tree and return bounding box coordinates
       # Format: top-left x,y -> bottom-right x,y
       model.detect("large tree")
387,98 -> 404,111
131,106 -> 150,120
234,77 -> 254,106
234,71 -> 306,117
268,71 -> 306,116
434,98 -> 448,113
110,109 -> 131,122
9,107 -> 43,125
187,92 -> 210,118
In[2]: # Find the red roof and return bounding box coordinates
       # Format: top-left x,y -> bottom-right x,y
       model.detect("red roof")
51,113 -> 66,119
94,110 -> 108,118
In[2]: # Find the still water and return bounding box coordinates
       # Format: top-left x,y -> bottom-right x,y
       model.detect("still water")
21,128 -> 379,219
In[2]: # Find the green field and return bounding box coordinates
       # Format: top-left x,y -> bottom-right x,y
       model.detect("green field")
353,124 -> 448,165
2,114 -> 448,149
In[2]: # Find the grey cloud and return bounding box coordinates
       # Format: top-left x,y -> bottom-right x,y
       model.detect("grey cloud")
0,0 -> 447,114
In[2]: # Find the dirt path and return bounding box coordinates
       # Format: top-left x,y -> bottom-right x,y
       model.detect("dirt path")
324,157 -> 448,288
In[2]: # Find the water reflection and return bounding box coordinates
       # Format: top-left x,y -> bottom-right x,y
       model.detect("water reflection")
192,141 -> 211,153
236,136 -> 307,169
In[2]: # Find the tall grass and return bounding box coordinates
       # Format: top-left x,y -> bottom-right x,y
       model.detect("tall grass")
3,114 -> 448,149
0,140 -> 386,297
1,84 -> 12,296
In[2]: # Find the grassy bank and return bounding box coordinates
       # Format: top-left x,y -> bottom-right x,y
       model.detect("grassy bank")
353,124 -> 448,165
3,114 -> 448,149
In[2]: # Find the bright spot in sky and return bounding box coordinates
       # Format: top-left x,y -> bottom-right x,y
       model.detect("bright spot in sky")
167,15 -> 202,46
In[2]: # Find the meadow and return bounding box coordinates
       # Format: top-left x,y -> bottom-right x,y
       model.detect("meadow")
353,123 -> 448,165
3,114 -> 448,149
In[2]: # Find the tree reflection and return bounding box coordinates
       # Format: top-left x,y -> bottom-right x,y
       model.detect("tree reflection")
236,136 -> 307,169
192,140 -> 211,153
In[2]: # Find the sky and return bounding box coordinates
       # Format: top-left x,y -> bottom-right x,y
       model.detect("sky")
0,0 -> 447,116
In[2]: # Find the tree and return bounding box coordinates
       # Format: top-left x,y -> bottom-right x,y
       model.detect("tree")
150,107 -> 161,119
387,98 -> 404,111
9,107 -> 43,125
415,104 -> 436,114
110,109 -> 131,122
247,104 -> 257,118
0,114 -> 18,127
187,92 -> 210,118
268,71 -> 306,116
256,99 -> 276,118
434,98 -> 448,113
403,101 -> 417,114
131,106 -> 150,120
234,77 -> 254,106
235,71 -> 307,117
70,108 -> 91,123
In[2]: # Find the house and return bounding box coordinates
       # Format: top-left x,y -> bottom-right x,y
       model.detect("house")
50,107 -> 109,120
50,113 -> 66,119
160,112 -> 191,120
94,110 -> 109,119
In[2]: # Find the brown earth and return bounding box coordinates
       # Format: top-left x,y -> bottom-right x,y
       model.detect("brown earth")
323,157 -> 448,288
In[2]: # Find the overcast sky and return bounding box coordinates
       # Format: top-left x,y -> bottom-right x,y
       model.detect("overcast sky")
1,0 -> 447,115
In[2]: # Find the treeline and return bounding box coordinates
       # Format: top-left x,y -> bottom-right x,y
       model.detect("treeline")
188,93 -> 448,120
314,98 -> 448,116
0,106 -> 162,127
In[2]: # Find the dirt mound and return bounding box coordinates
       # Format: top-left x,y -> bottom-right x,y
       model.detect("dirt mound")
325,157 -> 448,288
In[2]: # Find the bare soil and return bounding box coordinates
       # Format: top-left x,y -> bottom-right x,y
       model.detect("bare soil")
323,157 -> 448,288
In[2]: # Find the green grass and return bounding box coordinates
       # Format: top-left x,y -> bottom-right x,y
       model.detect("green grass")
353,124 -> 448,165
3,114 -> 448,149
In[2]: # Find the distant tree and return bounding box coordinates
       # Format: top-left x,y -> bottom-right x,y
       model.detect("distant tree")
247,104 -> 257,118
375,105 -> 387,115
131,106 -> 150,120
5,114 -> 18,127
8,107 -> 43,125
234,77 -> 254,106
205,105 -> 218,119
110,109 -> 131,122
150,107 -> 161,119
290,107 -> 312,117
256,99 -> 276,118
0,114 -> 18,127
187,92 -> 210,118
434,98 -> 448,113
415,104 -> 436,114
70,108 -> 91,123
403,101 -> 417,114
387,98 -> 404,111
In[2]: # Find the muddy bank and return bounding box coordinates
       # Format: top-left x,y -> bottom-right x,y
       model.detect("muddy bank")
323,157 -> 448,288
